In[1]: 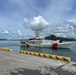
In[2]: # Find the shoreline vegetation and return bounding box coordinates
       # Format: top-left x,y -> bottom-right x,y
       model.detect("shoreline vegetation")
45,35 -> 76,41
0,35 -> 76,41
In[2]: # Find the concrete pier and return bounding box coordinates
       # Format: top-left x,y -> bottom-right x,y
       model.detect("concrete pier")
0,51 -> 76,75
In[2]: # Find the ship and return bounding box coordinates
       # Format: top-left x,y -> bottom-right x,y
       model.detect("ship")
20,31 -> 73,49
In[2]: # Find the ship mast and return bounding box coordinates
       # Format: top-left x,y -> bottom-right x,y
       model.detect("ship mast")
35,31 -> 39,37
35,31 -> 40,39
34,31 -> 43,40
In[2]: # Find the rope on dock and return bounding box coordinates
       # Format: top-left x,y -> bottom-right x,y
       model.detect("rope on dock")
20,50 -> 71,62
0,48 -> 12,52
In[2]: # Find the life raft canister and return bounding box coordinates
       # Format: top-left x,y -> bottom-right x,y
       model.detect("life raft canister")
52,42 -> 58,49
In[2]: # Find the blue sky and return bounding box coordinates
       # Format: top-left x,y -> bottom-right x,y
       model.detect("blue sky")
0,0 -> 76,39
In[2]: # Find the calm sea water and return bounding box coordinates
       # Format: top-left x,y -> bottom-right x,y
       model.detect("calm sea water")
0,40 -> 76,62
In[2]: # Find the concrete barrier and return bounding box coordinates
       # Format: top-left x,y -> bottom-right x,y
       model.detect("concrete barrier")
0,48 -> 12,52
20,50 -> 71,62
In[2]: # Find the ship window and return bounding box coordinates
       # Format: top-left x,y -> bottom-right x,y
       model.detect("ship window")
30,41 -> 34,44
33,41 -> 34,44
21,42 -> 25,44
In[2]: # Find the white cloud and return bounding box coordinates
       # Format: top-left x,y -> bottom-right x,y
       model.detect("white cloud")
23,18 -> 30,28
17,30 -> 22,36
0,18 -> 76,39
50,19 -> 76,38
24,15 -> 50,32
24,18 -> 29,22
55,33 -> 66,37
23,17 -> 76,38
0,30 -> 9,34
67,19 -> 76,27
0,29 -> 30,39
0,30 -> 13,39
3,30 -> 9,34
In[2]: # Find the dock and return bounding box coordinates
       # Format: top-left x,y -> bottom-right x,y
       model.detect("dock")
0,51 -> 76,75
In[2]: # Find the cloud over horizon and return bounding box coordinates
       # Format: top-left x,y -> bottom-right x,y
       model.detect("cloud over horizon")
51,19 -> 76,38
0,18 -> 76,39
24,15 -> 50,32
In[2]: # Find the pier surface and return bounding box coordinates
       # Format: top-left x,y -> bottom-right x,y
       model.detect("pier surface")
0,51 -> 76,75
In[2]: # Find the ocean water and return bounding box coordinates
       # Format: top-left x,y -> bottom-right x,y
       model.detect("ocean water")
0,40 -> 76,62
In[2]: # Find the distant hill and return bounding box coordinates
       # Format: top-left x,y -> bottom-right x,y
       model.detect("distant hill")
0,38 -> 7,40
0,38 -> 28,41
45,35 -> 76,41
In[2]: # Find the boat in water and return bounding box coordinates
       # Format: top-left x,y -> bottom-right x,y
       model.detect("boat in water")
20,32 -> 73,49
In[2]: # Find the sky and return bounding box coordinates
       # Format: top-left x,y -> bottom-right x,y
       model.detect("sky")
0,0 -> 76,39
